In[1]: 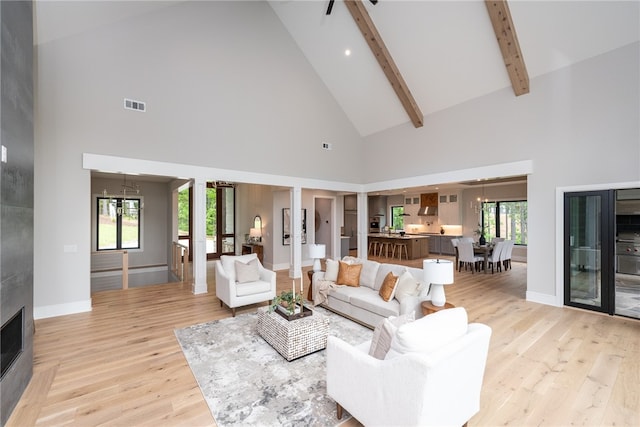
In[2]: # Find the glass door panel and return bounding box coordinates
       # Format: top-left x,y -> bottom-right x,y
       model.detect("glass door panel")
177,186 -> 191,260
203,183 -> 236,259
219,186 -> 235,255
206,187 -> 217,257
567,195 -> 602,307
564,191 -> 614,314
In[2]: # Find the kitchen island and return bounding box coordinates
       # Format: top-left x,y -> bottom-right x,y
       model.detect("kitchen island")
368,233 -> 430,260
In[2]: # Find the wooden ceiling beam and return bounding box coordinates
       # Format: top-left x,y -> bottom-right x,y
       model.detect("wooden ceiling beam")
485,0 -> 530,96
344,0 -> 424,128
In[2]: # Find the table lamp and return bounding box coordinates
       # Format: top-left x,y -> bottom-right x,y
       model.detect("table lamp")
249,227 -> 262,242
423,259 -> 454,307
308,244 -> 326,272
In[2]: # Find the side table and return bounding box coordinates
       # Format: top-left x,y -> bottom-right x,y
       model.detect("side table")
306,270 -> 323,301
307,270 -> 314,301
421,301 -> 455,316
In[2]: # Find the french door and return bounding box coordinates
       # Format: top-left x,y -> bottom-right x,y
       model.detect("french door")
564,190 -> 615,314
177,183 -> 236,261
206,182 -> 235,260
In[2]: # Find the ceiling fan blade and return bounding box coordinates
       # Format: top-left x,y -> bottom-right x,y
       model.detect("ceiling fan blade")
326,0 -> 335,15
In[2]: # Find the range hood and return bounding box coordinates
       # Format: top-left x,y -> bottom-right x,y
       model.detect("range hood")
418,192 -> 439,216
418,206 -> 438,216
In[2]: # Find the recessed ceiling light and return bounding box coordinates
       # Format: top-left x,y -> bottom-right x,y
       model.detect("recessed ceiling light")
344,49 -> 351,56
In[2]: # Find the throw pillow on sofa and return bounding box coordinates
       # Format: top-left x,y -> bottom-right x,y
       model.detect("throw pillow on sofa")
337,261 -> 362,287
393,270 -> 420,303
378,271 -> 399,302
324,259 -> 340,281
368,311 -> 415,360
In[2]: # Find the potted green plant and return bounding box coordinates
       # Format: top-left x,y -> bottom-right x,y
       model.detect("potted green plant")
269,290 -> 305,316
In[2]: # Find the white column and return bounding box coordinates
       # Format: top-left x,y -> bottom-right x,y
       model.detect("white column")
192,179 -> 207,294
357,192 -> 369,259
290,187 -> 303,279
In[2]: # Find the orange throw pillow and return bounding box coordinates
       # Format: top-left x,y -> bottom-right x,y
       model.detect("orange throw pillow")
378,271 -> 399,302
337,261 -> 362,287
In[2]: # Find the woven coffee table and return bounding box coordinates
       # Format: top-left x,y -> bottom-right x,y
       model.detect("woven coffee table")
257,306 -> 329,361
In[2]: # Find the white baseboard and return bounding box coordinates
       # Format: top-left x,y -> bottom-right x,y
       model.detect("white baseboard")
34,299 -> 92,319
193,281 -> 207,294
272,262 -> 290,271
526,290 -> 562,307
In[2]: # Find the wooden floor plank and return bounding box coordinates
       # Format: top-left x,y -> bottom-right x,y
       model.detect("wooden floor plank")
6,256 -> 640,427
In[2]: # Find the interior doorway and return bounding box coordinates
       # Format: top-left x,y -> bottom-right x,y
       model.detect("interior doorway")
314,198 -> 333,257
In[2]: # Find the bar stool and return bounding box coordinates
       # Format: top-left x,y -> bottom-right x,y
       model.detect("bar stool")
368,239 -> 379,256
378,240 -> 393,258
393,243 -> 408,261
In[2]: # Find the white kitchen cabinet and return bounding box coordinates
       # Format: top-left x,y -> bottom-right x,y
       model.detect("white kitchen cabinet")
438,191 -> 461,225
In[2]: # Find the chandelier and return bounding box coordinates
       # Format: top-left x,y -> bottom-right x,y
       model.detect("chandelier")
119,174 -> 140,197
101,174 -> 142,216
102,174 -> 140,198
473,184 -> 489,214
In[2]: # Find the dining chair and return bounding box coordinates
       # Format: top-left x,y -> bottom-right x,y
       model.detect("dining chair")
457,241 -> 483,273
451,238 -> 460,270
491,237 -> 505,244
486,241 -> 506,273
500,240 -> 515,270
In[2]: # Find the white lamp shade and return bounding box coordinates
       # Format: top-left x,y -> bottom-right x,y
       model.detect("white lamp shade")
423,259 -> 454,285
423,259 -> 454,307
308,244 -> 326,259
309,244 -> 326,272
249,228 -> 261,238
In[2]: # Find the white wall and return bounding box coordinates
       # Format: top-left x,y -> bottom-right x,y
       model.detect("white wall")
33,0 -> 639,317
363,43 -> 640,302
34,1 -> 364,317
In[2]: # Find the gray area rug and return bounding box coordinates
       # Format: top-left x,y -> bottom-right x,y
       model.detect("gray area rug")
175,307 -> 373,427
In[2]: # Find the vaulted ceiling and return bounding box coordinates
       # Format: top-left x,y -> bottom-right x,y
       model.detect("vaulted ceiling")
34,0 -> 639,137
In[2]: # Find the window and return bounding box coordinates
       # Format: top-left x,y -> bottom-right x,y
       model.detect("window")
390,205 -> 405,230
481,200 -> 528,245
97,197 -> 141,250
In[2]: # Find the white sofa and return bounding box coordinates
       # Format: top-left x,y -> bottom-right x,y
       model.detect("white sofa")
214,253 -> 276,316
327,307 -> 492,426
312,256 -> 431,328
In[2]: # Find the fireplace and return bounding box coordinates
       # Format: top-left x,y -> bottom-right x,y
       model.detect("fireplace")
1,308 -> 24,380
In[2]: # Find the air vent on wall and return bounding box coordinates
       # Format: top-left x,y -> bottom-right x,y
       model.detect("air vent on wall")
124,98 -> 146,112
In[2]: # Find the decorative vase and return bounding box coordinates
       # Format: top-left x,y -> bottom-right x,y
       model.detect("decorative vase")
479,234 -> 486,246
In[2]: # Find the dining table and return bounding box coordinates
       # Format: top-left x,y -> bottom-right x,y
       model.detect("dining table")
473,244 -> 493,274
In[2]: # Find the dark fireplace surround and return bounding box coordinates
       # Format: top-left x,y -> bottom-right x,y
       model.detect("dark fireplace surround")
1,309 -> 24,380
1,1 -> 35,425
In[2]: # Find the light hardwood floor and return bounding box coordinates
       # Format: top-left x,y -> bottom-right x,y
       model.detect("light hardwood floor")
7,255 -> 639,426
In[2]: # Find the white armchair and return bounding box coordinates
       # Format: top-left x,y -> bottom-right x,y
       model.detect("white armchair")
214,253 -> 276,317
327,308 -> 492,427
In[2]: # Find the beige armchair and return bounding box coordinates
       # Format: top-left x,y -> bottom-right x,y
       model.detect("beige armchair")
214,253 -> 276,316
